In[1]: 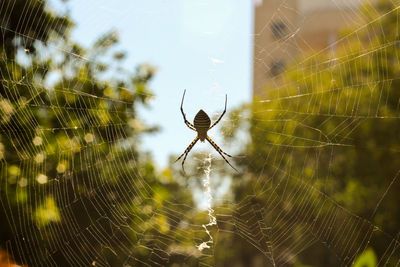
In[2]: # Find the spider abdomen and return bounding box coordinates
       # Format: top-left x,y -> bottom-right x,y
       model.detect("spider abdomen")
194,109 -> 211,141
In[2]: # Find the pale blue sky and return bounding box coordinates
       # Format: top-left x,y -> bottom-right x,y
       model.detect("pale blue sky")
66,0 -> 253,168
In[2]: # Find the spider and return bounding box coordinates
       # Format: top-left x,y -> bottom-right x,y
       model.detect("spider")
175,90 -> 238,172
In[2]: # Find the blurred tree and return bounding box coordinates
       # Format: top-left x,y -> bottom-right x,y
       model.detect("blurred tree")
0,0 -> 196,266
217,0 -> 400,265
0,0 -> 71,58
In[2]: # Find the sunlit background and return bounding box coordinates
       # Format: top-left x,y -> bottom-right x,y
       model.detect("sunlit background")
66,0 -> 253,168
1,0 -> 400,266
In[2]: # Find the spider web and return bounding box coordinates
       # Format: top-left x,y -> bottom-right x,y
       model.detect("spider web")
0,0 -> 400,266
240,0 -> 400,265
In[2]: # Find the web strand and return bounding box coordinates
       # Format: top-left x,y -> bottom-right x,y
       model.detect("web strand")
196,154 -> 217,252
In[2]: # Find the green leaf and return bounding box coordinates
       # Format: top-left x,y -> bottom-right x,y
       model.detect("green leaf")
353,248 -> 377,267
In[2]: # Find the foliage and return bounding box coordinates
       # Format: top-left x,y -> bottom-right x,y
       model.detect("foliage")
353,248 -> 377,267
217,0 -> 400,265
1,0 -> 400,266
0,0 -> 194,266
0,0 -> 71,58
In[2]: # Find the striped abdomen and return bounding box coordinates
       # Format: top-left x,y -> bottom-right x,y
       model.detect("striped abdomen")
194,109 -> 211,141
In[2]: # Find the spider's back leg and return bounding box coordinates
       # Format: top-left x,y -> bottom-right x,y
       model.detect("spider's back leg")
206,136 -> 238,172
175,137 -> 199,172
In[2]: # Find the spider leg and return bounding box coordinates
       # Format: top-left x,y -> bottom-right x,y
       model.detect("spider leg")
209,94 -> 227,130
180,151 -> 191,173
180,89 -> 196,131
175,137 -> 199,172
185,121 -> 196,131
206,136 -> 238,172
206,135 -> 233,157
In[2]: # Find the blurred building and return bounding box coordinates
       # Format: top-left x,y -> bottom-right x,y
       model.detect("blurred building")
253,0 -> 366,96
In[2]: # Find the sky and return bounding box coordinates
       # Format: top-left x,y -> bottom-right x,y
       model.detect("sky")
65,0 -> 253,168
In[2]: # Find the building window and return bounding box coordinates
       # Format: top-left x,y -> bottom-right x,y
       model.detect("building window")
269,60 -> 285,77
270,21 -> 287,39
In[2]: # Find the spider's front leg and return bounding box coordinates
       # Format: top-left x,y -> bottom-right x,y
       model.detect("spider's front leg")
180,89 -> 196,131
209,94 -> 227,130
